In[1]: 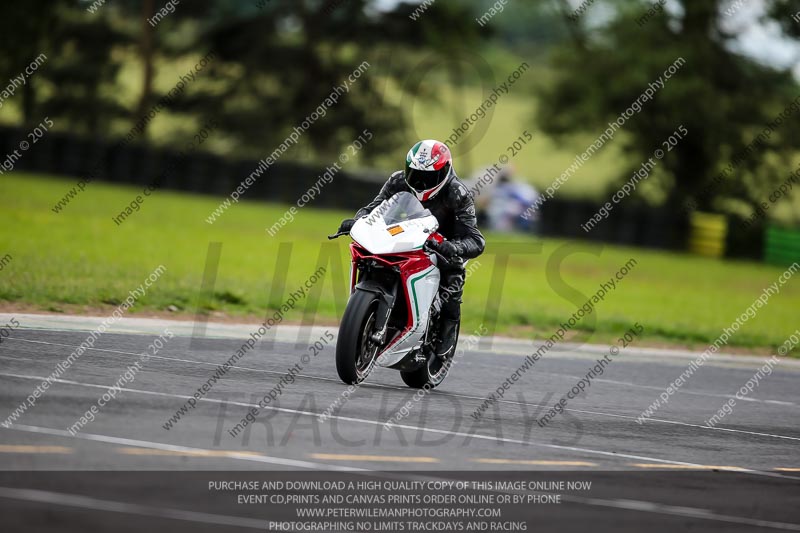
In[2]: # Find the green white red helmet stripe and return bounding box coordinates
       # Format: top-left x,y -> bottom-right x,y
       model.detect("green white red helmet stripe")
407,140 -> 450,171
405,139 -> 453,201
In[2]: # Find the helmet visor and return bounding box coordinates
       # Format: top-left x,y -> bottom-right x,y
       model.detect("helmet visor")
405,167 -> 447,193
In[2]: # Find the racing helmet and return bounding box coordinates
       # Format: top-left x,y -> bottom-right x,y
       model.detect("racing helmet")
404,140 -> 453,201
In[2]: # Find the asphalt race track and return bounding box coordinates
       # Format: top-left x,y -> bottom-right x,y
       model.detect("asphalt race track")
0,314 -> 798,532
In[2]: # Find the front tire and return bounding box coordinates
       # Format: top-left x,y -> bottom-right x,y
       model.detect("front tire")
336,290 -> 381,385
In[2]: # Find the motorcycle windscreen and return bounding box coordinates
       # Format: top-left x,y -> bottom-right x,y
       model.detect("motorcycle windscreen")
381,192 -> 433,224
351,192 -> 438,254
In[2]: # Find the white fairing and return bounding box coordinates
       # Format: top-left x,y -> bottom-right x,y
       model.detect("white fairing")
350,214 -> 438,254
349,194 -> 441,367
375,264 -> 440,366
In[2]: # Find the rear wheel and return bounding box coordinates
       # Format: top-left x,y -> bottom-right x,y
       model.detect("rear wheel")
336,290 -> 381,385
400,322 -> 459,389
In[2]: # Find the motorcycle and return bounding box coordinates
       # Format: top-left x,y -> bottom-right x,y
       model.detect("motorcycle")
328,191 -> 459,389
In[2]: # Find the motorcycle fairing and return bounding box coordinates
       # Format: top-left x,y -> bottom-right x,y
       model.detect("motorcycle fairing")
377,256 -> 440,367
347,243 -> 440,367
346,193 -> 442,367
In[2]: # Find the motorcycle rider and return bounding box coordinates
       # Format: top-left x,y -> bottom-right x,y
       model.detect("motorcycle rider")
337,140 -> 485,362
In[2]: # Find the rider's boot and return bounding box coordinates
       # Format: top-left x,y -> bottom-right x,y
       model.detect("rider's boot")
432,267 -> 464,364
433,317 -> 459,362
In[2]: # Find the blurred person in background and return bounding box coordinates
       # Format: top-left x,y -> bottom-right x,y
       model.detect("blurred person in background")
468,165 -> 540,233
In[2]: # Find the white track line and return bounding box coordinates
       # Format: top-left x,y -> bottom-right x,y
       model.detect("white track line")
577,496 -> 800,531
0,486 -> 267,529
2,422 -> 362,472
0,371 -> 796,480
541,371 -> 799,407
5,336 -> 800,443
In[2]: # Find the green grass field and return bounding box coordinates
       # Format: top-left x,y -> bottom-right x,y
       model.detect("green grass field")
1,172 -> 797,354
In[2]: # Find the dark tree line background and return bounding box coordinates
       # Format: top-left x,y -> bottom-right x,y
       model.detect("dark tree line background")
541,0 -> 800,220
1,0 -> 799,223
0,0 -> 496,161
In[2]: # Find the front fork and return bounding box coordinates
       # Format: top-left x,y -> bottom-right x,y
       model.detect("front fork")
370,288 -> 396,346
350,259 -> 398,348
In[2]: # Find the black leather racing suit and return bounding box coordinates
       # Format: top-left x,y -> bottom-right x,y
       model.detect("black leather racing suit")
354,169 -> 485,327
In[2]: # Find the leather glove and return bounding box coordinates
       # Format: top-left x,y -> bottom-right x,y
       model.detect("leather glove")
430,240 -> 461,258
338,218 -> 355,234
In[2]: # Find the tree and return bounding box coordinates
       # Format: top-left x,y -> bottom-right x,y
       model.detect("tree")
0,0 -> 66,124
166,0 -> 491,162
165,0 -> 409,162
39,7 -> 133,135
134,0 -> 156,136
766,0 -> 800,39
536,0 -> 800,217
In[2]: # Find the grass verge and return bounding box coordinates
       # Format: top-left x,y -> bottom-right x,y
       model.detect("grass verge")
1,172 -> 797,355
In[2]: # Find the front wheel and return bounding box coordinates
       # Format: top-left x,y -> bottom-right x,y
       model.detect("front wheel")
336,290 -> 381,385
